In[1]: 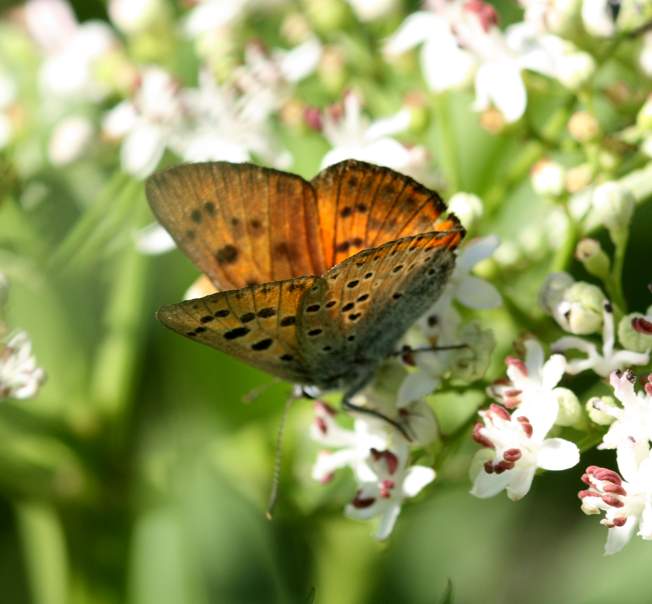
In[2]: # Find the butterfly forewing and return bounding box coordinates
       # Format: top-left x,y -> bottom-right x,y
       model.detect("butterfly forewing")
146,162 -> 327,290
311,161 -> 453,267
298,230 -> 463,379
157,276 -> 323,383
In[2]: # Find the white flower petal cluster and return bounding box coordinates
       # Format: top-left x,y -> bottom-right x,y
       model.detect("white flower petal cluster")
580,372 -> 652,554
385,0 -> 595,123
553,302 -> 650,377
471,339 -> 579,501
309,380 -> 439,539
0,331 -> 46,401
320,92 -> 429,183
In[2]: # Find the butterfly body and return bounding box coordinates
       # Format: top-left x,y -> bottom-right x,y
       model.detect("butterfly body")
147,160 -> 464,403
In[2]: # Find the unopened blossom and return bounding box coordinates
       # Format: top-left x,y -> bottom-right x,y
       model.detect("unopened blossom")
25,0 -> 117,100
531,159 -> 565,197
553,302 -> 650,377
591,181 -> 635,241
347,0 -> 398,21
108,0 -> 162,34
640,32 -> 652,77
320,92 -> 429,182
575,238 -> 610,281
103,67 -> 182,178
579,441 -> 652,555
0,331 -> 46,400
345,443 -> 435,539
539,272 -> 605,335
48,115 -> 94,166
618,310 -> 652,354
519,0 -> 579,34
581,0 -> 617,37
471,399 -> 579,500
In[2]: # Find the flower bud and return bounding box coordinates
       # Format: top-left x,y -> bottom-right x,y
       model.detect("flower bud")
348,0 -> 398,21
565,163 -> 593,194
48,116 -> 94,166
638,96 -> 652,132
640,34 -> 652,78
568,111 -> 600,143
318,47 -> 346,93
553,387 -> 582,428
618,313 -> 652,353
304,0 -> 348,33
449,322 -> 495,383
575,238 -> 610,280
557,51 -> 595,89
539,272 -> 574,314
585,395 -> 617,426
582,0 -> 617,37
592,181 -> 634,240
109,0 -> 163,34
531,159 -> 565,197
540,274 -> 606,335
448,192 -> 483,230
397,399 -> 439,446
479,107 -> 506,134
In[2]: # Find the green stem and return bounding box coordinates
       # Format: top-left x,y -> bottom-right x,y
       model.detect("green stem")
16,502 -> 68,604
431,92 -> 459,192
552,203 -> 578,272
89,202 -> 151,433
49,171 -> 129,272
608,231 -> 629,312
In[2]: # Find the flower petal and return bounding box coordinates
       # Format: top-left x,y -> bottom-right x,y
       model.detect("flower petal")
134,223 -> 176,255
541,354 -> 566,390
537,438 -> 580,471
376,502 -> 402,540
397,371 -> 440,406
457,235 -> 500,271
505,467 -> 536,500
402,465 -> 435,497
455,276 -> 501,309
470,464 -> 512,498
605,518 -> 637,555
474,61 -> 526,123
383,12 -> 441,55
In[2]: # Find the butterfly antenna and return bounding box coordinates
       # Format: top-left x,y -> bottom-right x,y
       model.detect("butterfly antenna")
266,395 -> 294,520
242,378 -> 282,405
390,343 -> 468,357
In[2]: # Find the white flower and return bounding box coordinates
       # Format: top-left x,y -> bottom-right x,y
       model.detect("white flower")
48,115 -> 94,165
345,443 -> 435,539
134,223 -> 176,255
488,338 -> 566,415
598,371 -> 652,454
320,92 -> 429,182
531,158 -> 566,197
109,0 -> 161,33
519,0 -> 580,34
103,67 -> 182,178
0,331 -> 46,400
552,302 -> 650,377
384,9 -> 476,93
640,32 -> 652,77
471,400 -> 579,500
581,0 -> 617,37
443,235 -> 502,311
310,401 -> 388,483
448,192 -> 484,230
25,0 -> 116,100
347,0 -> 398,21
579,441 -> 652,554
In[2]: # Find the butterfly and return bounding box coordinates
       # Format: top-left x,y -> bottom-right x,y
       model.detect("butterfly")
146,160 -> 464,414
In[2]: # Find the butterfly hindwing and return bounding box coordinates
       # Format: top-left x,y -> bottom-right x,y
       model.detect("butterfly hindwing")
157,276 -> 324,383
311,161 -> 455,267
298,230 -> 463,377
146,162 -> 328,291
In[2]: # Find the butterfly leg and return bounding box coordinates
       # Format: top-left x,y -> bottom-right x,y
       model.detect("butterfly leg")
342,397 -> 412,441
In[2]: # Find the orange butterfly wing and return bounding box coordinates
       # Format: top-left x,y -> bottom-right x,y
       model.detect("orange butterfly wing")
157,276 -> 323,383
311,161 -> 458,267
146,162 -> 328,290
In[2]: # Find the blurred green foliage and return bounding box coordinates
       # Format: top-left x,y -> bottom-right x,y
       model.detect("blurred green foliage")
1,0 -> 652,603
